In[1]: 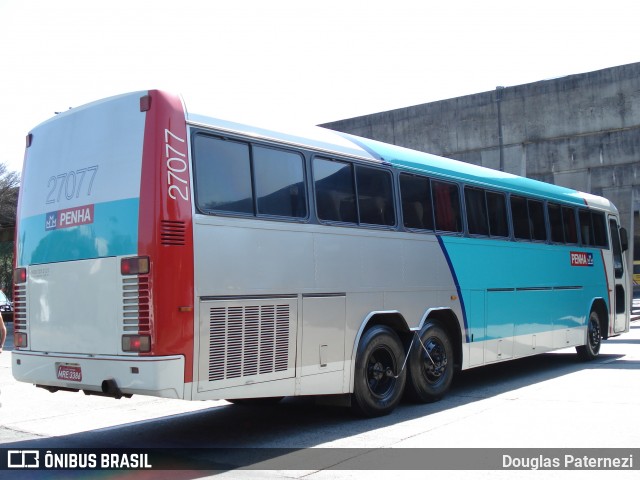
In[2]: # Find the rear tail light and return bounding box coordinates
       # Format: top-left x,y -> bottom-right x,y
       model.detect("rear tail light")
121,256 -> 150,275
122,335 -> 151,353
14,268 -> 27,284
140,94 -> 152,112
14,332 -> 28,348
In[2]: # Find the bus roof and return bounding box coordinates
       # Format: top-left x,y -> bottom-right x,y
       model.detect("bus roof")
186,100 -> 613,211
30,90 -> 613,212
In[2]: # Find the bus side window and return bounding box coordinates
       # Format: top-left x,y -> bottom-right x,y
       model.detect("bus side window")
609,218 -> 624,278
193,135 -> 253,214
511,196 -> 530,240
464,187 -> 489,236
511,196 -> 546,242
355,166 -> 395,226
433,180 -> 462,233
486,191 -> 509,237
399,173 -> 434,231
592,211 -> 608,248
528,199 -> 547,241
548,203 -> 564,243
562,207 -> 578,244
579,210 -> 594,246
253,145 -> 307,218
314,158 -> 357,223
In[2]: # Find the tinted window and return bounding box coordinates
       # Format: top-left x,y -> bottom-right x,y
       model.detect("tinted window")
356,166 -> 395,226
548,203 -> 564,243
579,210 -> 594,246
400,174 -> 434,230
314,158 -> 356,223
562,207 -> 578,244
465,187 -> 489,236
529,200 -> 547,241
433,181 -> 462,233
511,196 -> 530,240
486,191 -> 509,237
592,211 -> 608,248
610,219 -> 624,278
511,196 -> 546,241
253,146 -> 306,218
193,135 -> 253,214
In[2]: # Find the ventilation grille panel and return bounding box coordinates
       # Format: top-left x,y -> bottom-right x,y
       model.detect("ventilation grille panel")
208,303 -> 291,382
161,220 -> 186,246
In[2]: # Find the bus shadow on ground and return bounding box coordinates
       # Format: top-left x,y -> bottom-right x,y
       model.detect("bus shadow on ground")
3,349 -> 626,456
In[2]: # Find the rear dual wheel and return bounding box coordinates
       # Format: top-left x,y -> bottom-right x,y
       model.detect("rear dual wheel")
405,322 -> 454,403
351,325 -> 406,417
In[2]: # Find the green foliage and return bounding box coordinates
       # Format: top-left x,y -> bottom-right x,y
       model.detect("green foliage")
0,163 -> 19,299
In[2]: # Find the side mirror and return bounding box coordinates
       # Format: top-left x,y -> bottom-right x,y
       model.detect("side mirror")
620,227 -> 629,252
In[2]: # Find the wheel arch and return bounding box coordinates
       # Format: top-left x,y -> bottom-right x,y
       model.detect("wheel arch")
590,297 -> 609,339
348,308 -> 464,393
349,311 -> 410,385
418,308 -> 464,371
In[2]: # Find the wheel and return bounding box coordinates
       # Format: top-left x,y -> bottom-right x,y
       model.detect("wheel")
227,397 -> 284,406
351,325 -> 406,417
405,321 -> 454,403
576,310 -> 602,361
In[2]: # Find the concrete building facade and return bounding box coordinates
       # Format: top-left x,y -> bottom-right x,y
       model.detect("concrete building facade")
321,62 -> 640,260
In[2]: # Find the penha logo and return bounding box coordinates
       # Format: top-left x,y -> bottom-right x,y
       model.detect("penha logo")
570,251 -> 594,267
45,204 -> 94,231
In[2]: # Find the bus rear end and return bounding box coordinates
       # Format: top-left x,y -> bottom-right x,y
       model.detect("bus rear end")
12,90 -> 195,400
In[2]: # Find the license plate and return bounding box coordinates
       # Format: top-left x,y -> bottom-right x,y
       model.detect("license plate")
56,364 -> 83,382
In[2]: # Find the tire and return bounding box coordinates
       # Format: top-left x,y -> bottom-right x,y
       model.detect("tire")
576,310 -> 602,361
351,325 -> 406,417
405,321 -> 454,403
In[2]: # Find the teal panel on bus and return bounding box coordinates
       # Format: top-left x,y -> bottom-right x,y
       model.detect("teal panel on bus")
17,198 -> 139,266
439,236 -> 608,342
350,136 -> 586,205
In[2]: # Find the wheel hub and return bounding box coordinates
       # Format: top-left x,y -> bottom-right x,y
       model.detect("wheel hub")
424,339 -> 448,379
371,361 -> 385,381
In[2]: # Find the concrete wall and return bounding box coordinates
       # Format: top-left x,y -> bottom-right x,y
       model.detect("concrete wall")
321,63 -> 640,259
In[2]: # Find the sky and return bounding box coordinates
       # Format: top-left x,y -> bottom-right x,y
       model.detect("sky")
1,0 -> 639,175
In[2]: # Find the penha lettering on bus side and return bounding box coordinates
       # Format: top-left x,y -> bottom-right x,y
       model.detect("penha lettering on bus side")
45,204 -> 95,231
570,251 -> 594,267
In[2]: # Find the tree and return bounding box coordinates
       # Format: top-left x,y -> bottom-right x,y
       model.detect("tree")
0,163 -> 19,300
0,163 -> 19,227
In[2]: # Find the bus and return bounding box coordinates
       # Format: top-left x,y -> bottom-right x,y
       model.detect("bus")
12,90 -> 630,417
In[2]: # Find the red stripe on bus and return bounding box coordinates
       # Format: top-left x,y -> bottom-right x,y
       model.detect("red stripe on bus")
139,90 -> 195,383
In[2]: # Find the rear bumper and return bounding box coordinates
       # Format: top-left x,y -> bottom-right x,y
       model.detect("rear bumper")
12,351 -> 185,399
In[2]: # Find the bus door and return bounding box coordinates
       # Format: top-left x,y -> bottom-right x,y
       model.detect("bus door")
608,217 -> 628,333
